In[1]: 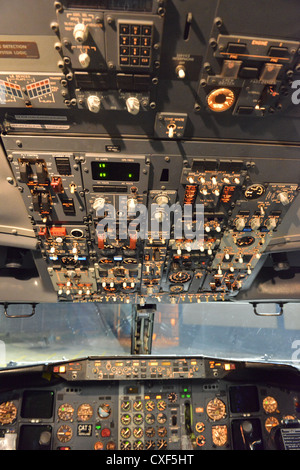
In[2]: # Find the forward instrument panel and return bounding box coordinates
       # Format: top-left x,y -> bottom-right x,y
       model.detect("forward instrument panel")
0,357 -> 299,451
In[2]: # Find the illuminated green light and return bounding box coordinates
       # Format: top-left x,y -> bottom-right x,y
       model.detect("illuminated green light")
128,173 -> 132,178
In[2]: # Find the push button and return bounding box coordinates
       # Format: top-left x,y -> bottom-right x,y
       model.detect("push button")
227,42 -> 247,54
268,46 -> 289,58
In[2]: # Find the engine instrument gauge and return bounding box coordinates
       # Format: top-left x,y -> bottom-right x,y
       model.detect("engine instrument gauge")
0,401 -> 17,425
57,424 -> 73,443
146,400 -> 155,411
157,413 -> 167,424
58,403 -> 74,421
120,440 -> 131,450
145,413 -> 155,424
206,398 -> 226,421
121,401 -> 131,412
157,400 -> 167,411
245,184 -> 265,200
133,427 -> 143,438
263,396 -> 278,414
120,414 -> 131,425
212,425 -> 228,446
145,427 -> 155,437
157,439 -> 167,449
133,413 -> 143,425
77,403 -> 93,421
133,400 -> 143,411
145,440 -> 155,449
120,427 -> 131,439
157,426 -> 167,437
133,440 -> 144,450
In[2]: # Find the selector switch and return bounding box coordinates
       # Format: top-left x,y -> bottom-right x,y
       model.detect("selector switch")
87,95 -> 101,113
78,52 -> 91,69
126,96 -> 140,115
73,23 -> 89,43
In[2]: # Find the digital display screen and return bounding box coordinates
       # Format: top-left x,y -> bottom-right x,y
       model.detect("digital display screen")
91,161 -> 140,181
229,385 -> 259,413
68,0 -> 152,11
21,391 -> 54,419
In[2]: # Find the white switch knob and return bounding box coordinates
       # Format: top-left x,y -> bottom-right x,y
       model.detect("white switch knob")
87,95 -> 101,113
126,96 -> 140,115
79,52 -> 90,68
73,23 -> 89,43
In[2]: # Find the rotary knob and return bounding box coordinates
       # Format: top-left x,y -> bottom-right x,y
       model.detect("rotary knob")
93,197 -> 106,212
73,23 -> 89,43
87,95 -> 101,113
235,218 -> 246,231
126,97 -> 140,115
79,52 -> 90,68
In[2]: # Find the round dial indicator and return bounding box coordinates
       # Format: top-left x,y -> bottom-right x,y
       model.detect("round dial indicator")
212,425 -> 228,446
265,416 -> 280,433
206,398 -> 226,421
168,392 -> 178,403
58,403 -> 74,421
0,401 -> 17,425
263,396 -> 278,414
57,425 -> 73,443
77,403 -> 93,421
196,435 -> 206,447
98,403 -> 111,419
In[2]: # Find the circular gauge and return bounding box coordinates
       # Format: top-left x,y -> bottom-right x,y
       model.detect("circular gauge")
133,440 -> 144,450
120,427 -> 131,439
57,425 -> 73,443
157,439 -> 167,450
0,401 -> 17,425
169,271 -> 191,284
145,427 -> 155,438
99,258 -> 114,265
168,392 -> 178,403
206,398 -> 226,421
145,413 -> 155,424
133,400 -> 143,411
235,235 -> 255,247
146,440 -> 156,450
77,404 -> 93,421
195,422 -> 205,433
146,400 -> 155,412
157,413 -> 167,424
212,425 -> 228,447
157,400 -> 167,411
121,401 -> 131,412
120,440 -> 131,450
263,396 -> 278,414
157,426 -> 167,437
207,88 -> 235,112
170,285 -> 184,293
106,441 -> 116,450
133,413 -> 143,425
123,258 -> 138,265
133,427 -> 143,439
196,435 -> 206,447
58,403 -> 74,421
265,416 -> 280,433
94,441 -> 104,450
245,184 -> 265,200
98,403 -> 111,419
121,414 -> 131,426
